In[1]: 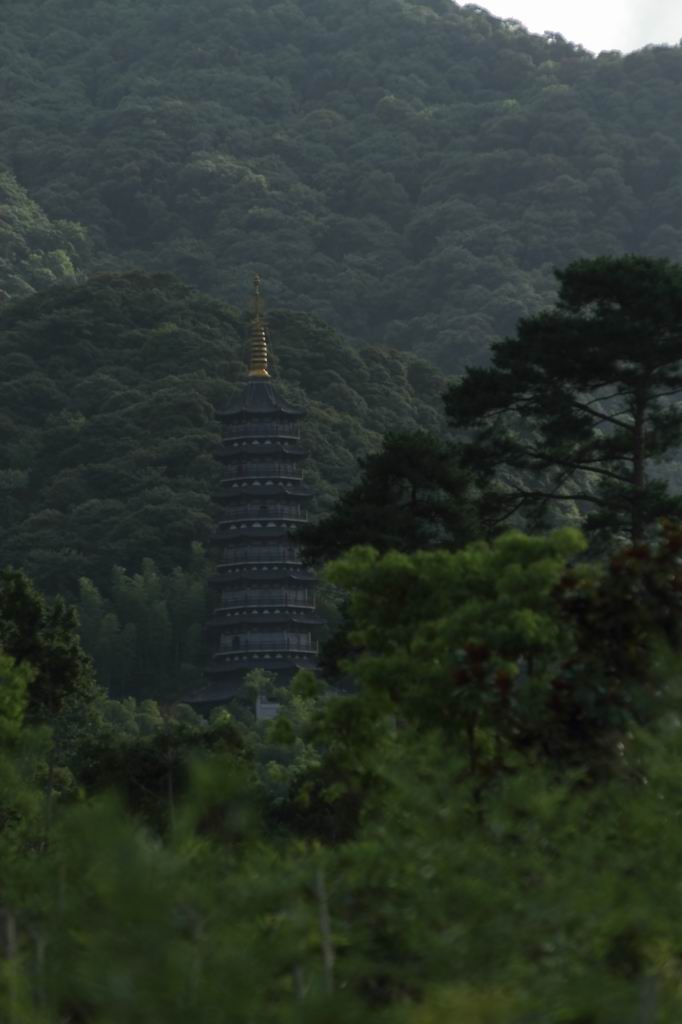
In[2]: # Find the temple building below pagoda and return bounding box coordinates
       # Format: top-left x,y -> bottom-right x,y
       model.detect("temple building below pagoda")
190,277 -> 322,704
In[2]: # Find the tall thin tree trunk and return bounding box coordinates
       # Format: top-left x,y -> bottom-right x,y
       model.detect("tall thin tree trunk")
0,909 -> 18,1024
631,391 -> 647,542
41,733 -> 57,853
167,751 -> 176,833
635,975 -> 657,1023
315,866 -> 335,994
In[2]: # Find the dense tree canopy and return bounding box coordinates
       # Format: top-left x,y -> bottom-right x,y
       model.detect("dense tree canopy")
297,430 -> 481,562
0,567 -> 98,722
3,512 -> 682,1020
75,549 -> 211,701
323,523 -> 682,775
4,0 -> 682,368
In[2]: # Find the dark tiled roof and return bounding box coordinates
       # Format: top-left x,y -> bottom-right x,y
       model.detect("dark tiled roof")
219,379 -> 304,418
214,526 -> 293,541
206,612 -> 324,630
218,442 -> 307,459
209,569 -> 316,585
218,483 -> 313,499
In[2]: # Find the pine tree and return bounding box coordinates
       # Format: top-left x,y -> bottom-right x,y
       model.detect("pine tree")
445,255 -> 682,541
298,430 -> 480,562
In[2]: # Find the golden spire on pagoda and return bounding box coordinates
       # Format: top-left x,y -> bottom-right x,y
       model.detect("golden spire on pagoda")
248,273 -> 270,378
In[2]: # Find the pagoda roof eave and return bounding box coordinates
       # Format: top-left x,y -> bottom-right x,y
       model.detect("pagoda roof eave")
218,443 -> 307,459
219,379 -> 304,419
204,655 -> 317,676
218,483 -> 313,499
214,526 -> 296,540
206,612 -> 324,629
208,569 -> 316,586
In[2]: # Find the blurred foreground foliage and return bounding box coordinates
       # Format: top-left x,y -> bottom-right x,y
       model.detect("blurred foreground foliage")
1,526 -> 682,1020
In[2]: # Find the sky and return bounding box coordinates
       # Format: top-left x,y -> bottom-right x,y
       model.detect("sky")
479,0 -> 682,54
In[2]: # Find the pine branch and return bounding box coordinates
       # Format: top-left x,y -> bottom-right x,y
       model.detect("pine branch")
569,399 -> 632,430
503,441 -> 633,484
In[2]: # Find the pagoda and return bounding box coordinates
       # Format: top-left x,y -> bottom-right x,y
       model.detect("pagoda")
196,277 -> 321,703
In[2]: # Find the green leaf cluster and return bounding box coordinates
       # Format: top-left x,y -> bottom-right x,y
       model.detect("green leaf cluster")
322,522 -> 682,774
0,567 -> 98,723
0,169 -> 89,301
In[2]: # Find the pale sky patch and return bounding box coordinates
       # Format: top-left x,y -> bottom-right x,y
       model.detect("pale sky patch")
477,0 -> 682,54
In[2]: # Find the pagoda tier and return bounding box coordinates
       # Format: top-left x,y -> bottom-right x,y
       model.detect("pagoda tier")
218,440 -> 307,460
215,524 -> 303,539
217,485 -> 313,504
202,606 -> 319,622
221,469 -> 304,486
216,504 -> 309,527
189,285 -> 322,706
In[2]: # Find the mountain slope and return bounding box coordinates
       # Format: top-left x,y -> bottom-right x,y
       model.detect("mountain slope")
0,272 -> 444,594
0,169 -> 90,300
3,0 -> 682,369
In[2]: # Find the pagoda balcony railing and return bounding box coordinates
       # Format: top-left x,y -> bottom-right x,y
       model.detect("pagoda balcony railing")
219,637 -> 319,654
218,592 -> 314,609
223,423 -> 300,441
221,505 -> 308,523
220,547 -> 300,565
222,464 -> 302,481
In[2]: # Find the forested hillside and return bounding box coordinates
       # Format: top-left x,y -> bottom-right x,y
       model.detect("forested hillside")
3,0 -> 682,369
6,5 -> 682,1016
0,272 -> 444,596
0,169 -> 89,300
